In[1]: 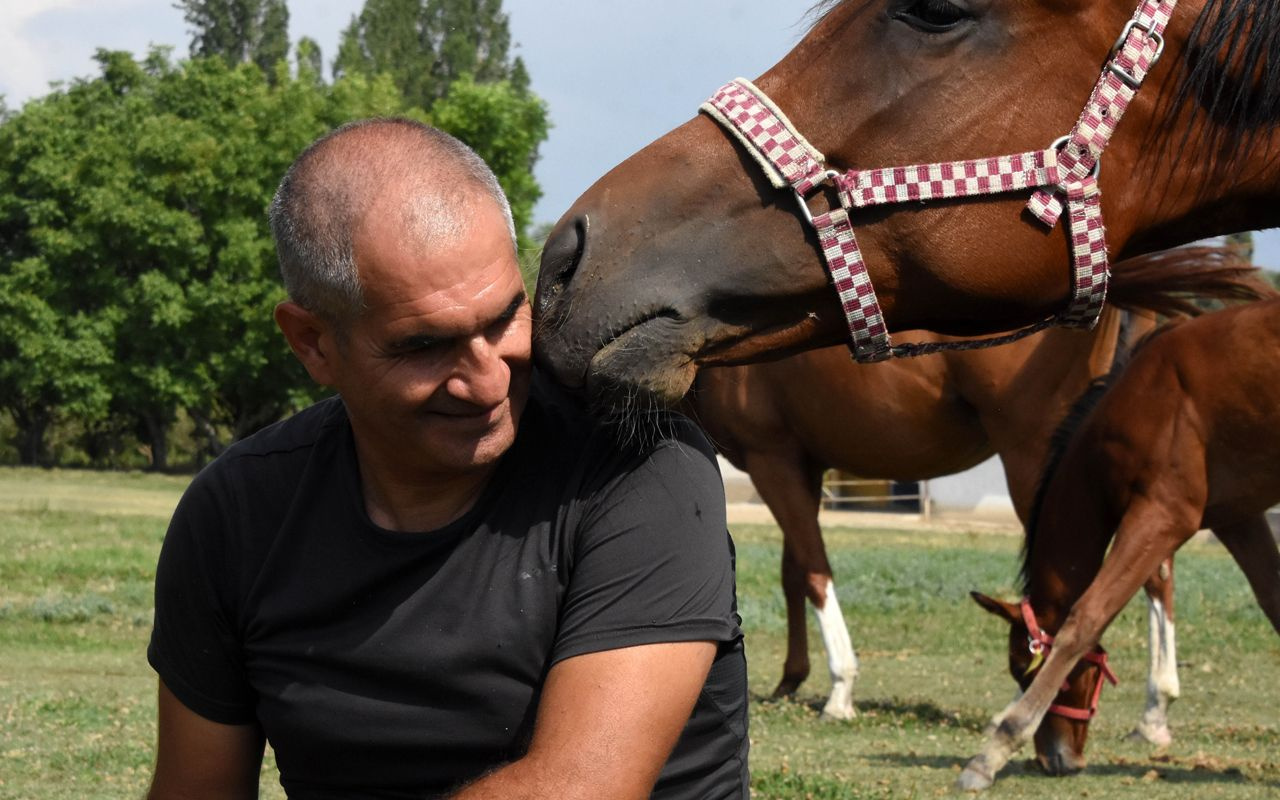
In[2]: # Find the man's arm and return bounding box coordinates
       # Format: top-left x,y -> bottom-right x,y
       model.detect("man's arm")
451,640 -> 716,800
147,680 -> 266,800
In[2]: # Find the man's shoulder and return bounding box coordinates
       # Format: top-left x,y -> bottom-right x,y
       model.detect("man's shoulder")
222,396 -> 345,462
187,396 -> 346,502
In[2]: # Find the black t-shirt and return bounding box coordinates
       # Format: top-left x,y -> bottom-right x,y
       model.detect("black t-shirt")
148,375 -> 748,799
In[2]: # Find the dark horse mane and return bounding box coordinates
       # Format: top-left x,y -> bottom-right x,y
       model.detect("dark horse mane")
806,0 -> 1280,174
1168,0 -> 1280,176
1018,320 -> 1184,592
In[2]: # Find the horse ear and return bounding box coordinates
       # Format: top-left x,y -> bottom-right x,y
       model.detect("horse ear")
970,591 -> 1020,624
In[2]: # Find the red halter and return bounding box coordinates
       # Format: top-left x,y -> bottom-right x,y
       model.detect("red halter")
700,0 -> 1176,363
1020,598 -> 1119,722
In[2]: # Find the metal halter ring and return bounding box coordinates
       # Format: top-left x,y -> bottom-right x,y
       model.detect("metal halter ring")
793,170 -> 844,226
1050,135 -> 1102,181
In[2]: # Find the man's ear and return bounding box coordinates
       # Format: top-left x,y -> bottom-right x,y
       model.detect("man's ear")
970,591 -> 1021,625
275,301 -> 338,387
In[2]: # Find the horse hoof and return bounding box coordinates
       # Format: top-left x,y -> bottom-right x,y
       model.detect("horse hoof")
771,678 -> 803,699
955,764 -> 994,793
820,702 -> 856,721
1126,725 -> 1172,748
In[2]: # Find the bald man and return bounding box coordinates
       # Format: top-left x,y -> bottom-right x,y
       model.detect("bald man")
145,119 -> 748,799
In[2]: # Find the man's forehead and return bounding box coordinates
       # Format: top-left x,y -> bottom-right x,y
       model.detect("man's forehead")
363,177 -> 508,252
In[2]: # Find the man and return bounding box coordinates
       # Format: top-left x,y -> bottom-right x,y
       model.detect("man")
146,118 -> 748,799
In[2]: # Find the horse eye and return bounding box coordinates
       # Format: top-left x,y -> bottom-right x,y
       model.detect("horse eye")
892,0 -> 971,33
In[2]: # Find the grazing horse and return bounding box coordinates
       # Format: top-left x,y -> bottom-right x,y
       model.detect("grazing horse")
689,248 -> 1265,743
533,0 -> 1280,419
966,296 -> 1280,791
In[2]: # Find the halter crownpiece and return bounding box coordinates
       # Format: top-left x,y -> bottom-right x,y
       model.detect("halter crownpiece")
699,0 -> 1178,363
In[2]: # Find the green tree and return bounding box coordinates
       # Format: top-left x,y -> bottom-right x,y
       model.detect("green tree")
334,0 -> 522,107
334,0 -> 548,243
0,48 -> 410,468
431,75 -> 547,246
1224,231 -> 1254,263
175,0 -> 290,76
295,36 -> 324,82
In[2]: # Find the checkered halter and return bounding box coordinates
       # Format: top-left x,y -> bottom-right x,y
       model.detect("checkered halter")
699,0 -> 1177,363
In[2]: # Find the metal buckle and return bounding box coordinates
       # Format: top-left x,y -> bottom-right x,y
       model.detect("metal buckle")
1050,135 -> 1102,181
1107,19 -> 1166,90
793,170 -> 843,226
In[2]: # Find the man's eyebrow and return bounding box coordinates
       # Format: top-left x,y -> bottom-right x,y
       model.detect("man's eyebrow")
385,293 -> 526,353
385,332 -> 448,352
495,292 -> 528,322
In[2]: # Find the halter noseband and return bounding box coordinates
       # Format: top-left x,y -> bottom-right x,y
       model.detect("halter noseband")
700,0 -> 1177,363
1020,598 -> 1119,722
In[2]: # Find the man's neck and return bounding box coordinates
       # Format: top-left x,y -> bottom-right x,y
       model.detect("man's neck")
353,443 -> 498,533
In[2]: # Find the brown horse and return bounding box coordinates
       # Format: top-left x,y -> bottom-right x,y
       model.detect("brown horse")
966,297 -> 1280,791
532,0 -> 1280,418
689,248 -> 1264,744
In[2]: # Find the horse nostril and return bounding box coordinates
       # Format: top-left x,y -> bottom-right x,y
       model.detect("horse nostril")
535,215 -> 587,317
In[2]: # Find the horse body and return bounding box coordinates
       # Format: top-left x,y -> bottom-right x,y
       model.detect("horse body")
969,298 -> 1280,789
533,0 -> 1280,417
693,306 -> 1182,739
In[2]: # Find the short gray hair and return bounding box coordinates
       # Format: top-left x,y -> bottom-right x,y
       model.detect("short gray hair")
269,118 -> 516,322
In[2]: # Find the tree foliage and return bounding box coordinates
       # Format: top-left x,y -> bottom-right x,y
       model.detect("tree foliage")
0,48 -> 410,467
175,0 -> 291,76
334,0 -> 547,243
0,0 -> 550,468
335,0 -> 522,106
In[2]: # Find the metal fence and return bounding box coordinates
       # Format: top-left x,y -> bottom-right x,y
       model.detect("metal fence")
820,472 -> 932,521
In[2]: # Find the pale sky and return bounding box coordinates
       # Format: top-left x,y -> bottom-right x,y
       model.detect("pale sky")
2,0 -> 1277,266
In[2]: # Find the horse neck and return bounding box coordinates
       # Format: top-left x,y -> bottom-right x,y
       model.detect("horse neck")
1118,137 -> 1280,253
952,310 -> 1123,520
1116,2 -> 1280,250
1023,451 -> 1118,631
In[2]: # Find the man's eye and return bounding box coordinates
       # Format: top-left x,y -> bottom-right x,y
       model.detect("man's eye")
892,0 -> 971,33
392,341 -> 446,357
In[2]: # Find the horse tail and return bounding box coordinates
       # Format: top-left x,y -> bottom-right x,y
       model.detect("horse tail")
1108,245 -> 1277,318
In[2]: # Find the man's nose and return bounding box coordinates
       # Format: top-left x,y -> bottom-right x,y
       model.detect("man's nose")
448,334 -> 510,406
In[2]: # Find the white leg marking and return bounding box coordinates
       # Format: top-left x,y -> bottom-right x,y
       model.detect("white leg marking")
813,579 -> 859,720
1132,597 -> 1178,746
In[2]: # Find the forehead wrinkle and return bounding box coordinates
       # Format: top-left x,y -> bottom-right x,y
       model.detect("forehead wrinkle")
376,259 -> 521,335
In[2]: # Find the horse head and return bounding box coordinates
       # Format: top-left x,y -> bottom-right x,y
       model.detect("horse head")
972,591 -> 1119,776
534,0 -> 1280,417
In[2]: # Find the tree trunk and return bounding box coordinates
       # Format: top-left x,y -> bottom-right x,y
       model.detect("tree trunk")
142,413 -> 171,472
11,406 -> 51,466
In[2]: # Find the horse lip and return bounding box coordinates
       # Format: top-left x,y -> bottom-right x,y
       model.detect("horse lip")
695,315 -> 829,366
534,308 -> 687,392
590,310 -> 688,367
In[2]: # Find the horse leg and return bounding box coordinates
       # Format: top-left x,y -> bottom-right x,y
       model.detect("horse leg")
1214,514 -> 1280,634
813,573 -> 859,720
777,546 -> 812,698
1130,557 -> 1178,746
751,455 -> 858,719
959,502 -> 1194,791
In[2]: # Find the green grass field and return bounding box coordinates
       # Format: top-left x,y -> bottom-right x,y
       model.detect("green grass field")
1,466 -> 1277,798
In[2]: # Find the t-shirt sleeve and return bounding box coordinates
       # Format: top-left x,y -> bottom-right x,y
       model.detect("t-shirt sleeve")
551,418 -> 741,664
147,468 -> 258,725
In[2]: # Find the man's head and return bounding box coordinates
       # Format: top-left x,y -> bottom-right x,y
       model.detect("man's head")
270,118 -> 531,482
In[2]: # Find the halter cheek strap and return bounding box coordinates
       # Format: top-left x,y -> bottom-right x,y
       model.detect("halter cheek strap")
1021,598 -> 1119,722
699,0 -> 1177,363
